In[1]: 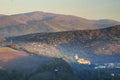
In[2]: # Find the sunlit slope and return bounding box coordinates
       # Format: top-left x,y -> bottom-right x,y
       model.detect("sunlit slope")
6,25 -> 120,58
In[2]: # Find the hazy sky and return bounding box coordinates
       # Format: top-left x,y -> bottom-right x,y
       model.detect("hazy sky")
0,0 -> 120,21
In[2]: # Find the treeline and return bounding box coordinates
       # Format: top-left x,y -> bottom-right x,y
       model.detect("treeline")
0,58 -> 78,80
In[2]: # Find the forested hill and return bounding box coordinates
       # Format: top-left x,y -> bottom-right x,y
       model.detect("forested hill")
6,25 -> 120,56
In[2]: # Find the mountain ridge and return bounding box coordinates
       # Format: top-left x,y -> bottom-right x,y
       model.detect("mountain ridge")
0,11 -> 120,37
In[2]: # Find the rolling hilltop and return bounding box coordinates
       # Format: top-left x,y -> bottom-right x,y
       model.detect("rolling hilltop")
0,11 -> 120,37
8,25 -> 120,43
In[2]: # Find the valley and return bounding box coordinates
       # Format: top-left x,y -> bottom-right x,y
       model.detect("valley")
0,12 -> 120,80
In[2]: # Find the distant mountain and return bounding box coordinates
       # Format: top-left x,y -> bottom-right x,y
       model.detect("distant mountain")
5,25 -> 120,63
0,11 -> 120,37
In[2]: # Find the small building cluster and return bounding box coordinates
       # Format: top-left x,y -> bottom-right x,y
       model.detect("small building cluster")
74,54 -> 91,65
